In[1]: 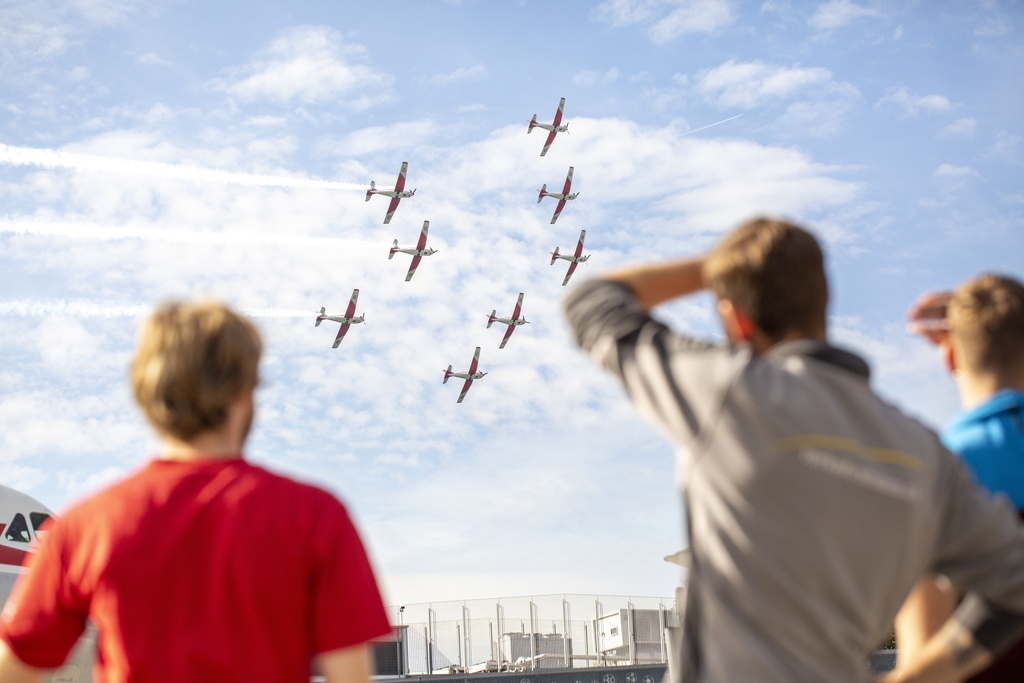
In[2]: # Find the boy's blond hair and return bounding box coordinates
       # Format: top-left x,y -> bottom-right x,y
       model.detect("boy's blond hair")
949,274 -> 1024,377
704,218 -> 829,339
131,301 -> 262,440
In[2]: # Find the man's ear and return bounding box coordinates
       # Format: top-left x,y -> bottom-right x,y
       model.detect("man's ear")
717,299 -> 756,342
941,341 -> 957,375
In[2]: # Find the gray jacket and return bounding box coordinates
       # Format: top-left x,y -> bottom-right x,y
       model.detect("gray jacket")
565,279 -> 1024,683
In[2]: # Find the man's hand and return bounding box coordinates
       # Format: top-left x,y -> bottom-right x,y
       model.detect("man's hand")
315,644 -> 372,683
875,618 -> 991,683
0,640 -> 44,683
907,292 -> 953,345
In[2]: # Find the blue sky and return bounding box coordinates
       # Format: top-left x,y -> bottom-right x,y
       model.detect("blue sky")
2,0 -> 1022,604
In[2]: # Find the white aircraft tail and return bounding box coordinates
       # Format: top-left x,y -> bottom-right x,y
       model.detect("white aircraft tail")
389,239 -> 398,259
315,307 -> 325,327
486,310 -> 496,329
365,181 -> 375,201
550,247 -> 560,265
537,184 -> 546,203
443,365 -> 452,384
528,114 -> 537,132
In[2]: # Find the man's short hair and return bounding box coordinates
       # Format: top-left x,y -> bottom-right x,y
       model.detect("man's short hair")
131,300 -> 262,440
949,274 -> 1024,377
703,218 -> 829,339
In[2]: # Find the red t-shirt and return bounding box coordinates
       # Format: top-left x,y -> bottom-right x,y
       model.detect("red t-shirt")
0,458 -> 391,683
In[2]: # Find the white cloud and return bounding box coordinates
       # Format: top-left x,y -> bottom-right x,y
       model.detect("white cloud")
67,65 -> 90,81
697,60 -> 833,108
934,163 -> 978,178
939,117 -> 976,138
574,68 -> 620,86
694,60 -> 860,135
893,24 -> 903,40
984,132 -> 1023,163
332,120 -> 438,157
0,0 -> 143,67
430,64 -> 487,85
594,0 -> 735,44
974,16 -> 1010,36
808,0 -> 881,30
875,87 -> 951,116
214,25 -> 394,107
456,103 -> 488,114
136,52 -> 170,66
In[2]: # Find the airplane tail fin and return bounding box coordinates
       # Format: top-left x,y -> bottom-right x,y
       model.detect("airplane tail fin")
365,181 -> 375,201
528,114 -> 537,132
537,184 -> 547,203
486,310 -> 496,329
389,239 -> 398,259
550,247 -> 560,265
315,307 -> 325,327
443,365 -> 452,384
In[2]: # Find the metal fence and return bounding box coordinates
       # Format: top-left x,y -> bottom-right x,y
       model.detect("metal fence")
387,594 -> 677,675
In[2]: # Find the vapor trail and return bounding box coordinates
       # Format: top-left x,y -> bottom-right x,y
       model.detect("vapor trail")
0,218 -> 379,249
0,143 -> 366,191
0,300 -> 315,318
680,114 -> 744,137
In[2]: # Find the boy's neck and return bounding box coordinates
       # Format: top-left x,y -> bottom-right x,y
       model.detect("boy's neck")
957,370 -> 1024,410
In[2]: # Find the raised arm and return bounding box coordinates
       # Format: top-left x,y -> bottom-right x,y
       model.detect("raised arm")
603,257 -> 707,310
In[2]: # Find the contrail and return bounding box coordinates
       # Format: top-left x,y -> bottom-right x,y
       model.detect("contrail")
0,218 -> 380,249
0,143 -> 366,191
680,113 -> 743,137
0,300 -> 315,318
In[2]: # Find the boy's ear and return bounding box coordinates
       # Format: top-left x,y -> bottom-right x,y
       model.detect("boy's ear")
717,299 -> 757,341
942,341 -> 957,375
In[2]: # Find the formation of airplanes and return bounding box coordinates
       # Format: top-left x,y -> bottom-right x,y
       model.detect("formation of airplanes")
315,98 -> 590,404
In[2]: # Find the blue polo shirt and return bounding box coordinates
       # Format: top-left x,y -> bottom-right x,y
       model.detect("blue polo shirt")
942,389 -> 1024,510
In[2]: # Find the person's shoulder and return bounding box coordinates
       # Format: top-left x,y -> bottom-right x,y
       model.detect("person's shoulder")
240,462 -> 348,513
944,390 -> 1024,453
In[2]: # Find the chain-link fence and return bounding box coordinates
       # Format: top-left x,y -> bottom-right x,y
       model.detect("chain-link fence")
385,594 -> 677,675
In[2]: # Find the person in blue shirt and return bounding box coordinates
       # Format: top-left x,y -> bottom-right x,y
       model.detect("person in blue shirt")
896,273 -> 1024,683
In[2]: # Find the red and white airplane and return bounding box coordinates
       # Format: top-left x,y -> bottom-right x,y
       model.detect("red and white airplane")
389,220 -> 437,282
551,229 -> 590,286
537,166 -> 578,225
487,292 -> 528,349
315,289 -> 365,348
365,161 -> 415,224
1,484 -> 53,581
528,97 -> 568,157
443,347 -> 487,404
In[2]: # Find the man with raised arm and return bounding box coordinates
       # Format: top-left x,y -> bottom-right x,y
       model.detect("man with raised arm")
0,301 -> 390,683
564,218 -> 1024,683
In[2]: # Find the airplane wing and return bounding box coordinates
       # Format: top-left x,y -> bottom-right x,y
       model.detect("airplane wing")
333,323 -> 350,348
551,98 -> 565,127
415,220 -> 429,250
562,261 -> 579,287
394,161 -> 408,193
383,195 -> 401,224
540,129 -> 558,157
574,230 -> 586,257
405,254 -> 422,282
344,289 -> 359,318
467,346 -> 481,375
550,198 -> 567,224
457,378 -> 474,403
511,292 -> 524,320
561,166 -> 574,194
499,325 -> 515,349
